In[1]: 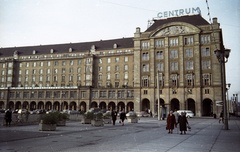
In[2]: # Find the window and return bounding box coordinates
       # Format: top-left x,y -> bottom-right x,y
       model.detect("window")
69,68 -> 73,73
98,66 -> 102,72
19,70 -> 21,75
33,62 -> 37,67
47,61 -> 51,66
107,58 -> 111,63
141,41 -> 149,49
170,62 -> 178,71
186,74 -> 194,87
157,63 -> 164,71
77,68 -> 81,73
155,39 -> 164,48
202,73 -> 212,86
171,75 -> 178,87
185,61 -> 194,70
201,47 -> 210,56
99,59 -> 102,64
202,60 -> 211,70
26,62 -> 29,67
62,68 -> 66,73
201,35 -> 210,44
115,73 -> 119,79
115,65 -> 119,71
39,76 -> 43,81
143,90 -> 148,94
170,50 -> 178,58
124,72 -> 128,79
78,60 -> 81,65
142,64 -> 149,72
156,51 -> 164,59
47,69 -> 50,74
185,48 -> 193,57
54,69 -> 58,74
54,61 -> 58,66
115,82 -> 119,88
40,62 -> 43,67
32,69 -> 36,74
62,76 -> 65,81
142,52 -> 149,60
98,74 -> 102,80
62,61 -> 66,66
70,60 -> 74,65
25,70 -> 29,75
107,73 -> 110,80
142,76 -> 149,87
107,66 -> 110,71
69,75 -> 73,81
115,57 -> 119,62
169,38 -> 178,46
124,57 -> 128,62
124,65 -> 128,71
184,36 -> 193,45
204,89 -> 210,94
77,75 -> 81,81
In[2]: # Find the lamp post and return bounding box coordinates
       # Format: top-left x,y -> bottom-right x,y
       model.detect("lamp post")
214,48 -> 231,130
157,71 -> 161,121
226,83 -> 231,119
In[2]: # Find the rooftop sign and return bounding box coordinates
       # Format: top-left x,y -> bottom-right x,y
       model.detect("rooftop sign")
157,7 -> 201,19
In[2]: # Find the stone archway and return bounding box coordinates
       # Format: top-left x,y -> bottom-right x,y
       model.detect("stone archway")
187,98 -> 196,115
126,102 -> 134,112
79,102 -> 86,112
117,101 -> 125,112
202,98 -> 213,116
53,101 -> 60,111
63,101 -> 68,110
170,98 -> 180,111
15,101 -> 21,109
91,101 -> 98,108
38,101 -> 44,110
99,102 -> 107,110
142,98 -> 150,112
22,101 -> 29,109
30,101 -> 37,110
70,101 -> 77,110
45,101 -> 52,111
108,102 -> 116,111
0,101 -> 4,109
9,101 -> 15,109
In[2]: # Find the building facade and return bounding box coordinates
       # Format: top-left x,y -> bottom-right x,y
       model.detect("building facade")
0,15 -> 226,117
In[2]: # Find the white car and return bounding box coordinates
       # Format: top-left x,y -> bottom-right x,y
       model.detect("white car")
177,110 -> 194,118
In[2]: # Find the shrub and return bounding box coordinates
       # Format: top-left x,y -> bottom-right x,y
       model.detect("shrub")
40,112 -> 58,124
84,111 -> 94,119
94,112 -> 103,120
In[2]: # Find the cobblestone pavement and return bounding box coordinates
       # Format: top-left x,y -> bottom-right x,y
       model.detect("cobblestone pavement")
0,117 -> 239,152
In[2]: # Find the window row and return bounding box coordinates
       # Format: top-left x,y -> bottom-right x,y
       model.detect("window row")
141,35 -> 211,49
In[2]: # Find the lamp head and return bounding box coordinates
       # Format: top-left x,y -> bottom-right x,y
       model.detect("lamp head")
224,49 -> 231,59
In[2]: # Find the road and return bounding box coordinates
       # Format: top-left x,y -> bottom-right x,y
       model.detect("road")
0,116 -> 239,152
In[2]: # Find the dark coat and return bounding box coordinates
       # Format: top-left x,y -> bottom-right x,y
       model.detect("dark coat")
178,115 -> 188,131
111,111 -> 117,121
166,114 -> 176,130
5,110 -> 12,122
120,112 -> 126,121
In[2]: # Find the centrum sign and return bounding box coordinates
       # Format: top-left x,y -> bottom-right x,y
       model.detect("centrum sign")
157,7 -> 201,18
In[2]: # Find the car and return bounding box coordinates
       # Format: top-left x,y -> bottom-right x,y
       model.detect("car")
177,110 -> 194,118
126,111 -> 137,117
0,109 -> 5,113
18,109 -> 27,114
136,111 -> 150,117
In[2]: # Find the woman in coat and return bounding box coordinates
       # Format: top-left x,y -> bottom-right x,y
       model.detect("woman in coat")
166,111 -> 176,134
111,110 -> 117,125
178,112 -> 188,134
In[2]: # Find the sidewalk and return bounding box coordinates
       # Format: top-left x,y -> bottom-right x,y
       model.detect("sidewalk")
0,117 -> 239,152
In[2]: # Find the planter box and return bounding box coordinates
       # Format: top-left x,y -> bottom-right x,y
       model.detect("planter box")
57,120 -> 66,126
81,118 -> 91,124
103,118 -> 111,124
91,119 -> 104,127
127,117 -> 138,123
39,123 -> 56,131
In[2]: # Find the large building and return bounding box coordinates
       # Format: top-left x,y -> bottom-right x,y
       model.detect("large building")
0,15 -> 227,117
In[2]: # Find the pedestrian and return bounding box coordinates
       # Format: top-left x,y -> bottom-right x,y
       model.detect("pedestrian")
166,110 -> 176,134
25,109 -> 30,121
178,112 -> 188,135
173,109 -> 179,133
119,110 -> 126,126
111,110 -> 117,125
219,111 -> 223,123
4,109 -> 12,127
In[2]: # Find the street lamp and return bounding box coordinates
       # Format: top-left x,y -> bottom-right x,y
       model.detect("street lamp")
157,71 -> 161,121
226,83 -> 231,119
214,48 -> 231,130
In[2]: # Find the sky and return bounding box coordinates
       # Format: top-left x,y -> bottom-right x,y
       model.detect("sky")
0,0 -> 239,100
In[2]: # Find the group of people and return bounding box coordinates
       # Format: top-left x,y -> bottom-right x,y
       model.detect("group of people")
111,110 -> 126,126
166,110 -> 189,134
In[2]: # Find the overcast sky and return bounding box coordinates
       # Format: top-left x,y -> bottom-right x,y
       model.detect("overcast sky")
0,0 -> 239,99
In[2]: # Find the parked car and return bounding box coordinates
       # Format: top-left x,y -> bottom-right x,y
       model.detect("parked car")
0,109 -> 5,113
177,110 -> 194,118
136,111 -> 150,117
18,109 -> 27,114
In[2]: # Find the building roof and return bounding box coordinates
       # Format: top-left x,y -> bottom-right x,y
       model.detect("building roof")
145,15 -> 209,32
0,37 -> 134,57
